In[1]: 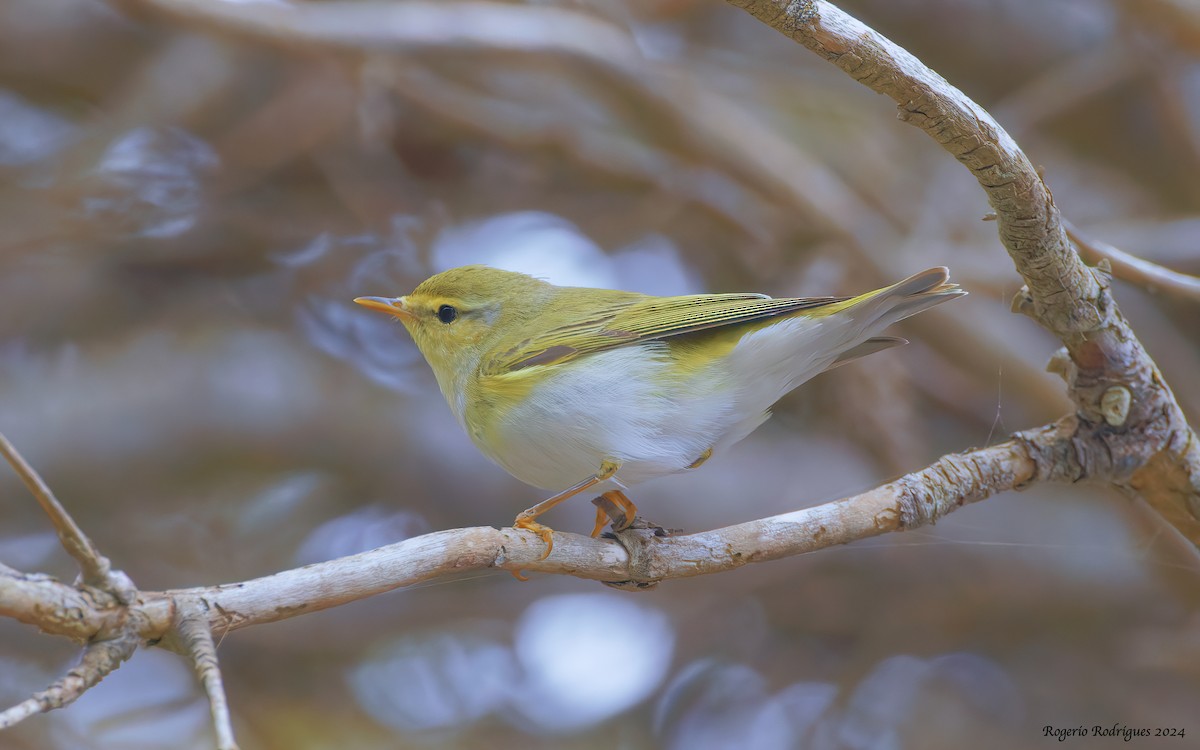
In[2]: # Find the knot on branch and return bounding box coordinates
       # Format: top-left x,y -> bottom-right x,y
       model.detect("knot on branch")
1011,263 -> 1110,343
729,0 -> 819,42
895,478 -> 933,530
1100,386 -> 1133,428
782,0 -> 820,27
602,525 -> 668,590
895,452 -> 985,529
1013,420 -> 1085,485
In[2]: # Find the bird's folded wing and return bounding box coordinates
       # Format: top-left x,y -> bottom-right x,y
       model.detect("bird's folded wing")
485,292 -> 849,374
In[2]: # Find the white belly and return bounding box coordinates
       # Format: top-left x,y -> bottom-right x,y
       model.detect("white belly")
478,345 -> 731,491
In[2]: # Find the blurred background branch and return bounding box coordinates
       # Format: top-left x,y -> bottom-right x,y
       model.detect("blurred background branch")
1063,218 -> 1200,301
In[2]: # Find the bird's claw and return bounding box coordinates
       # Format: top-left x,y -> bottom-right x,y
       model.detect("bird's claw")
512,514 -> 555,560
590,490 -> 640,535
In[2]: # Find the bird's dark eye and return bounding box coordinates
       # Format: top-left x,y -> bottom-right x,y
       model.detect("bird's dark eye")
437,304 -> 459,324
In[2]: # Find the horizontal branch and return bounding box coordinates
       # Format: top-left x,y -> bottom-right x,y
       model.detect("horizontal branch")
0,569 -> 123,642
2,434 -> 1037,640
0,429 -> 1041,742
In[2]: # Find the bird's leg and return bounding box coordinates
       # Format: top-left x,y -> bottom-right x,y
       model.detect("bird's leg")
590,489 -> 639,535
513,459 -> 620,561
596,448 -> 703,536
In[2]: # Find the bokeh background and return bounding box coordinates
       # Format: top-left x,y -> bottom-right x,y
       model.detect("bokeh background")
2,0 -> 1199,748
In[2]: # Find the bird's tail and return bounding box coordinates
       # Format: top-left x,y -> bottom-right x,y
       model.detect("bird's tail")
872,266 -> 965,322
824,267 -> 965,369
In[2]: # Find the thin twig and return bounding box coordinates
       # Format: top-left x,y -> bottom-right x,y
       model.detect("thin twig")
122,0 -> 641,61
176,603 -> 239,750
0,432 -> 114,589
0,634 -> 138,730
1064,219 -> 1200,302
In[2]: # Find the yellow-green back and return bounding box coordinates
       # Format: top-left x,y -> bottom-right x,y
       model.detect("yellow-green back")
395,265 -> 868,390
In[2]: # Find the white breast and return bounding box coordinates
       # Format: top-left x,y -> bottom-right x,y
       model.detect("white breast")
479,345 -> 731,490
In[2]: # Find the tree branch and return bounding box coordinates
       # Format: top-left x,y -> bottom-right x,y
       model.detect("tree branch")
0,633 -> 139,730
5,1 -> 1200,746
0,433 -> 130,596
726,0 -> 1200,547
0,568 -> 124,641
0,430 -> 1045,742
117,0 -> 641,62
728,0 -> 1101,336
174,602 -> 239,750
0,433 -> 1045,648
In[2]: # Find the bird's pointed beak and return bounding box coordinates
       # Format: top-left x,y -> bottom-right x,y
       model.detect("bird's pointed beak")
354,295 -> 415,321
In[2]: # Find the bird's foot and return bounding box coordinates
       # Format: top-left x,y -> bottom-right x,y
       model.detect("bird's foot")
589,490 -> 640,535
601,518 -> 679,538
590,492 -> 678,538
512,514 -> 555,560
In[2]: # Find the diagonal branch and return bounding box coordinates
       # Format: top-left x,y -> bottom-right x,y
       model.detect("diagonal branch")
0,433 -> 117,590
0,424 -> 1071,644
728,0 -> 1101,337
726,0 -> 1200,548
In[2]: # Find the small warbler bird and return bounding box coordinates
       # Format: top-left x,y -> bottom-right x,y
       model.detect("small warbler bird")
355,265 -> 963,558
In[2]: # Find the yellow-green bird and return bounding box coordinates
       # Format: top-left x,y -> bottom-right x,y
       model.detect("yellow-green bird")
355,265 -> 963,557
